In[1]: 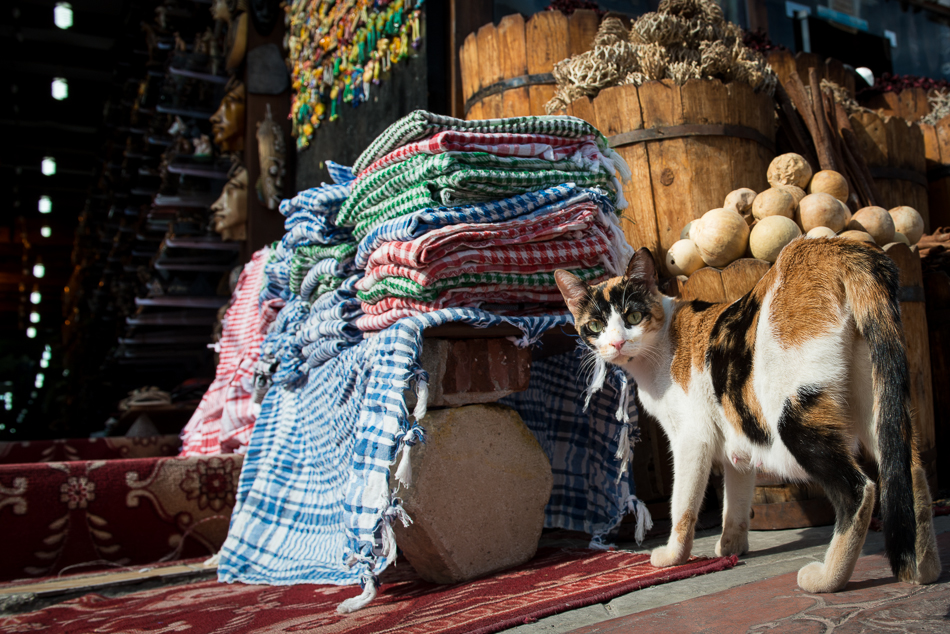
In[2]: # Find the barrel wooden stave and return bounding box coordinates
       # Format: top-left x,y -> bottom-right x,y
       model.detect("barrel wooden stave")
460,10 -> 597,120
885,242 -> 937,495
850,110 -> 931,232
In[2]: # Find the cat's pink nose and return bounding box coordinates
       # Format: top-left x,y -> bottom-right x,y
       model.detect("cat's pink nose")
611,341 -> 625,351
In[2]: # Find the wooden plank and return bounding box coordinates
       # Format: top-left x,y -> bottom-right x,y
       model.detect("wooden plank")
459,32 -> 479,106
851,111 -> 889,167
937,116 -> 950,167
885,242 -> 936,493
765,50 -> 796,90
921,123 -> 941,167
497,14 -> 529,119
476,23 -> 503,120
593,84 -> 658,256
449,0 -> 493,119
681,78 -> 733,235
677,266 -> 728,303
567,9 -> 599,57
825,57 -> 847,94
720,258 -> 771,301
526,10 -> 568,116
640,80 -> 692,273
750,498 -> 835,530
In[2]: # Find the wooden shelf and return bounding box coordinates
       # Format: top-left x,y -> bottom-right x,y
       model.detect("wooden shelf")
127,311 -> 219,326
154,193 -> 218,208
156,104 -> 215,118
168,66 -> 229,84
154,261 -> 234,272
165,235 -> 241,250
167,157 -> 230,179
135,296 -> 229,309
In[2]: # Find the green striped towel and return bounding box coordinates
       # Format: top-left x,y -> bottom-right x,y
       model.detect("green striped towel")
354,111 -> 609,173
348,170 -> 617,240
356,266 -> 606,304
338,152 -> 609,227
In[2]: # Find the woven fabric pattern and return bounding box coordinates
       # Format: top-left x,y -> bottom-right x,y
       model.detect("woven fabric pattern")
359,130 -> 601,176
354,184 -> 616,268
339,148 -> 613,227
356,266 -> 607,304
218,308 -> 639,592
180,248 -> 275,456
353,111 -> 608,173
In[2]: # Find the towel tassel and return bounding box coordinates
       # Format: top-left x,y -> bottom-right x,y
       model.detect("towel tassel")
394,427 -> 424,489
626,495 -> 654,546
336,575 -> 378,614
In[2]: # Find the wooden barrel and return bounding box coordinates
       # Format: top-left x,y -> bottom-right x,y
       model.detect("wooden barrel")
561,79 -> 775,276
885,242 -> 937,496
859,86 -> 932,123
920,115 -> 950,229
849,111 -> 931,232
766,50 -> 856,98
925,270 -> 950,491
459,10 -> 599,121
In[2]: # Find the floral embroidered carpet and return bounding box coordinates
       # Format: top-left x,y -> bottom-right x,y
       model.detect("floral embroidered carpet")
0,548 -> 737,634
0,453 -> 241,582
0,435 -> 181,464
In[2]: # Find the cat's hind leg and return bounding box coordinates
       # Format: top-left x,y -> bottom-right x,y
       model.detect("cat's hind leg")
716,460 -> 755,557
779,385 -> 874,593
910,461 -> 941,584
651,436 -> 712,568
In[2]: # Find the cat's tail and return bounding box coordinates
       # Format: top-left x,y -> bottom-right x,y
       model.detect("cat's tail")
844,245 -> 917,582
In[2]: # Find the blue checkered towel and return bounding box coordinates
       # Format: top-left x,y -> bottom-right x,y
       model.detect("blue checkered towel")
218,307 -> 643,611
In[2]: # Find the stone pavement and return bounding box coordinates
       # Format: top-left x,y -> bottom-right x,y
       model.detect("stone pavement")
508,515 -> 950,633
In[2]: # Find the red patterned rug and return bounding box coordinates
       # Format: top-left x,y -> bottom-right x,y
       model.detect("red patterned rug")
0,549 -> 738,634
0,455 -> 241,582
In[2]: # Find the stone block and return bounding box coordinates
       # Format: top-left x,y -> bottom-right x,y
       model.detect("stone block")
405,338 -> 531,409
393,404 -> 553,584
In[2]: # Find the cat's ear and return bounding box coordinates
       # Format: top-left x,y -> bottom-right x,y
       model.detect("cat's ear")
555,269 -> 588,316
624,247 -> 658,291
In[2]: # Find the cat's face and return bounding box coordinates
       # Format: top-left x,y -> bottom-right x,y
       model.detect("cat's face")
555,248 -> 665,365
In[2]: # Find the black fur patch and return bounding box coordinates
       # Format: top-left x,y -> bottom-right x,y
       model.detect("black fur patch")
705,295 -> 771,446
777,385 -> 868,534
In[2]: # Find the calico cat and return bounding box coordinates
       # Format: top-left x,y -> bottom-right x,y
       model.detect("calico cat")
555,237 -> 941,593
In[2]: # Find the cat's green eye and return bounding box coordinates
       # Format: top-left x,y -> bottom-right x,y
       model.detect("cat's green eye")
586,320 -> 604,334
625,311 -> 643,326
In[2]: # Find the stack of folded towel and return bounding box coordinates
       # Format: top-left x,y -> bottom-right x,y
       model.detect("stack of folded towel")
339,112 -> 634,332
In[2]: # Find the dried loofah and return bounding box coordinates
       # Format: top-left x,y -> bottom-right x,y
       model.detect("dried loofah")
659,0 -> 724,24
922,90 -> 950,126
630,13 -> 688,47
545,0 -> 777,114
593,17 -> 629,47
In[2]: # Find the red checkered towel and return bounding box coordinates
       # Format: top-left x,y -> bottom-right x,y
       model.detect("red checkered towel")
358,130 -> 601,178
357,235 -> 609,289
180,248 -> 277,456
363,200 -> 610,270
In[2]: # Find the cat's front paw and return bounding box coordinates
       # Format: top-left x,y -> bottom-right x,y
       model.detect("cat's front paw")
715,531 -> 749,557
651,545 -> 687,568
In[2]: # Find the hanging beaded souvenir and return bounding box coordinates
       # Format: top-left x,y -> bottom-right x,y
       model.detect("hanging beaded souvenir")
285,0 -> 425,150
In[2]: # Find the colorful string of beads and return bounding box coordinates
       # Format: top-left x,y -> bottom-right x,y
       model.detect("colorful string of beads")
285,0 -> 425,150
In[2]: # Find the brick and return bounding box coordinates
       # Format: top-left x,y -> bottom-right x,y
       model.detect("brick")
406,338 -> 531,409
392,404 -> 552,584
